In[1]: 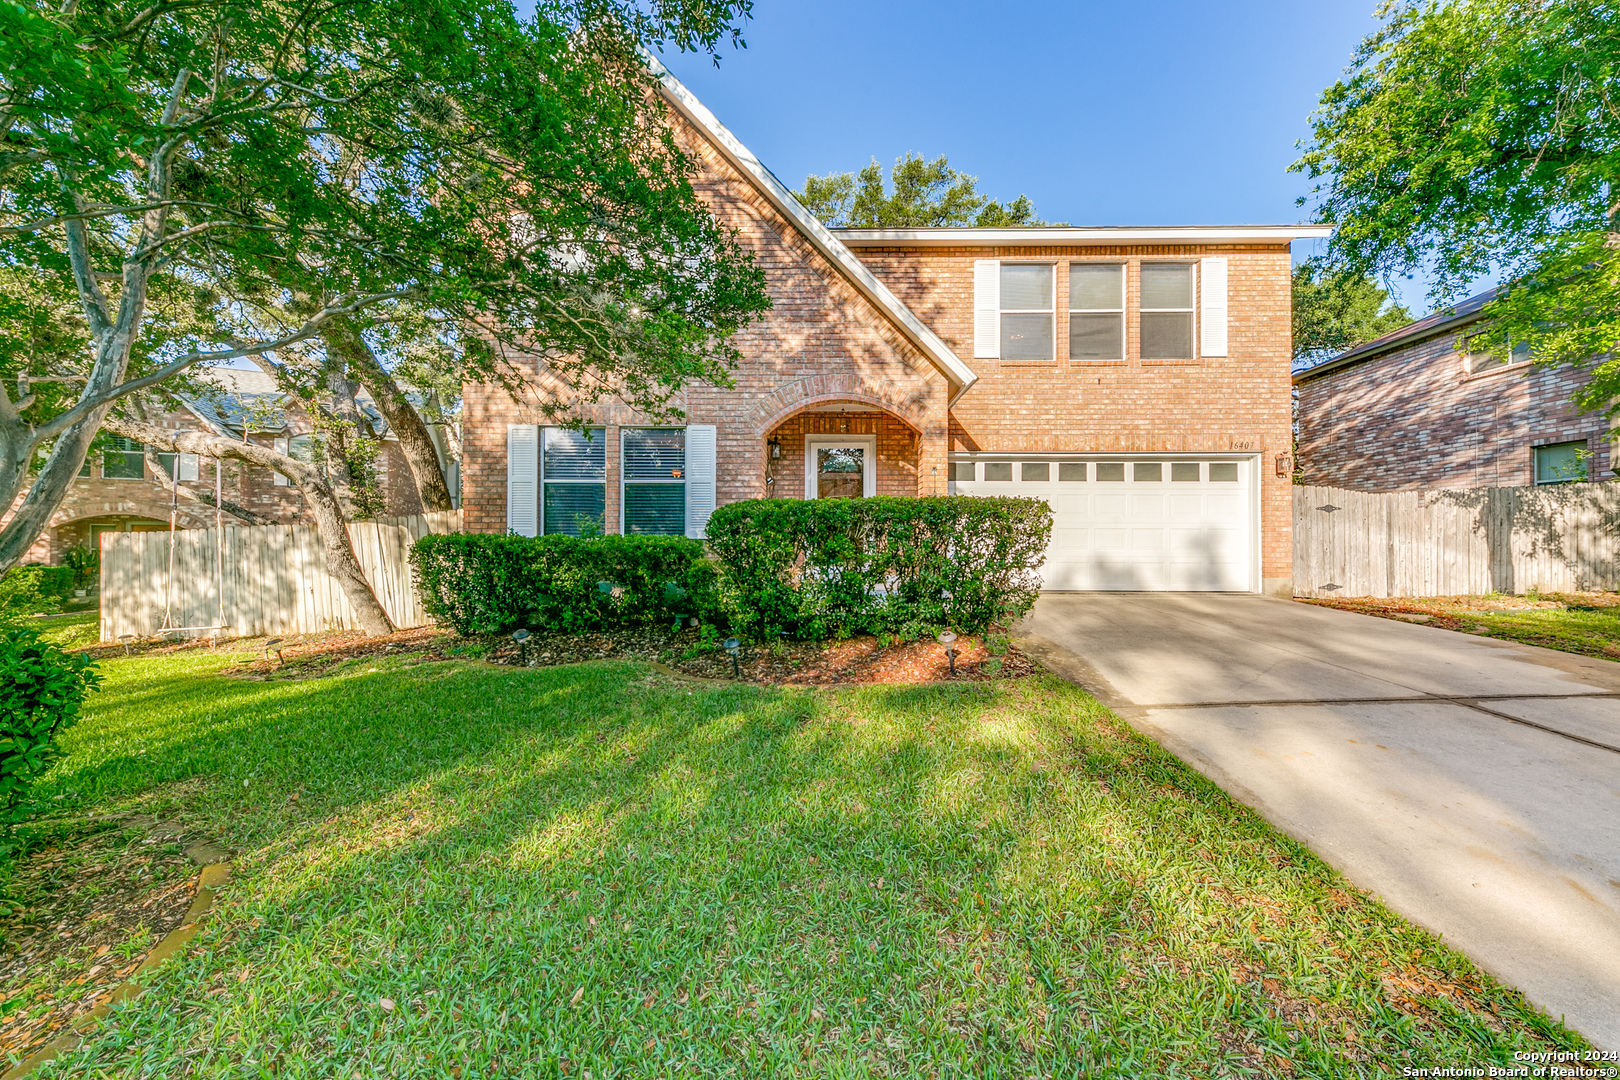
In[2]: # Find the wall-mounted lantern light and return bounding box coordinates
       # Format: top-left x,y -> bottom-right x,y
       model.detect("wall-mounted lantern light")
768,437 -> 782,460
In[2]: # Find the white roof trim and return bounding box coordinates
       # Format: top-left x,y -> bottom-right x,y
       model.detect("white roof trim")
832,225 -> 1335,247
644,53 -> 978,398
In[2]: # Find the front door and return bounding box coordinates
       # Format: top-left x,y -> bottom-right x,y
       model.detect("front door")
805,437 -> 876,499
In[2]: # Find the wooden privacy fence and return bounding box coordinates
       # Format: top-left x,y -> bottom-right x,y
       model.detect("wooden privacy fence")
1294,484 -> 1620,598
100,510 -> 462,641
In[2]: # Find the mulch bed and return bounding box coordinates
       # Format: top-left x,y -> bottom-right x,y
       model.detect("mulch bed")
0,821 -> 203,1065
223,624 -> 1037,686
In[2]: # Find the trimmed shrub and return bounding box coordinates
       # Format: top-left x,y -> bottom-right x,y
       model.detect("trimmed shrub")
705,496 -> 1053,640
411,533 -> 721,637
0,566 -> 74,624
1,628 -> 100,828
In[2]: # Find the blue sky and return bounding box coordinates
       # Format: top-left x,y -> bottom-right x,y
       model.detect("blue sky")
658,0 -> 1466,316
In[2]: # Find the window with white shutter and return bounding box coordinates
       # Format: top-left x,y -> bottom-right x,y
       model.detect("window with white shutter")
1140,263 -> 1195,360
542,427 -> 605,535
999,263 -> 1054,360
973,259 -> 1000,359
684,425 -> 717,539
1200,257 -> 1228,357
621,428 -> 685,535
506,424 -> 539,536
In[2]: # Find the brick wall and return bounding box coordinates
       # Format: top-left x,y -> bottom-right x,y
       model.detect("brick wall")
460,109 -> 951,538
764,411 -> 919,498
1296,330 -> 1610,491
852,244 -> 1296,590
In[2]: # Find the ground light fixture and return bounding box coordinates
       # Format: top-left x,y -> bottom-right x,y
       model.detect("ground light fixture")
264,637 -> 284,664
937,630 -> 958,676
512,628 -> 531,665
723,637 -> 741,678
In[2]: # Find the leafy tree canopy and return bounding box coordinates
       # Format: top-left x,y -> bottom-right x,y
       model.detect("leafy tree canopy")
1293,0 -> 1620,414
1292,261 -> 1412,366
795,153 -> 1058,228
0,0 -> 767,571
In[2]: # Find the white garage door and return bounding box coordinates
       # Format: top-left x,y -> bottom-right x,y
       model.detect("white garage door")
951,456 -> 1256,591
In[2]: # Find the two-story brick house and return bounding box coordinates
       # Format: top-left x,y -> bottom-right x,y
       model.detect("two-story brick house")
461,61 -> 1326,596
1295,288 -> 1612,491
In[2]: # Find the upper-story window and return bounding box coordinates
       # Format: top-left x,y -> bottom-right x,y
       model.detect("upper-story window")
1464,330 -> 1532,376
1069,263 -> 1125,360
1140,263 -> 1195,360
103,436 -> 146,480
1535,440 -> 1588,484
1000,263 -> 1054,361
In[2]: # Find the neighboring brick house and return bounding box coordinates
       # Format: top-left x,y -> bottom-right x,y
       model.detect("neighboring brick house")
6,367 -> 442,566
1295,288 -> 1612,492
461,61 -> 1326,596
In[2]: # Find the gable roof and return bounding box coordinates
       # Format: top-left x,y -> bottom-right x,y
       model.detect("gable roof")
1294,287 -> 1499,385
645,53 -> 979,403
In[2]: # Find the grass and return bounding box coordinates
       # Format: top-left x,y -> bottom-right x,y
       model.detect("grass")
12,646 -> 1586,1077
1303,592 -> 1620,661
20,610 -> 99,651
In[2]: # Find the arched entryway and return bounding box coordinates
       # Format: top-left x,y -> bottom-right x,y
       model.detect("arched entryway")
762,401 -> 922,500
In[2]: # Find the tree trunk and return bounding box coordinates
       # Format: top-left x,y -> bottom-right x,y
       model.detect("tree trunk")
323,318 -> 455,512
105,418 -> 395,636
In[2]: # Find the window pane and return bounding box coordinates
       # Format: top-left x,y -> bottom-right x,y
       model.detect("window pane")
1096,462 -> 1125,482
984,462 -> 1012,482
1001,313 -> 1053,360
623,428 -> 685,480
288,434 -> 320,466
1141,311 -> 1193,359
1171,462 -> 1201,482
624,484 -> 686,534
1134,462 -> 1162,481
543,484 -> 605,535
156,452 -> 179,479
1140,263 -> 1192,309
950,461 -> 975,482
543,427 -> 606,480
1070,312 -> 1123,360
1000,263 -> 1052,310
1020,462 -> 1050,482
103,436 -> 145,480
1058,462 -> 1087,482
1070,264 -> 1122,310
1210,462 -> 1239,482
1535,441 -> 1588,483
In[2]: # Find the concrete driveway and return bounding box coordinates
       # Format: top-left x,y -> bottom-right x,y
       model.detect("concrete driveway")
1019,592 -> 1620,1050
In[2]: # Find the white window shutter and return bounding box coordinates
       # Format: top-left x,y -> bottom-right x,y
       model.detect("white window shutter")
272,437 -> 290,486
684,424 -> 717,539
1200,257 -> 1228,357
973,259 -> 1000,359
506,424 -> 540,537
177,453 -> 199,482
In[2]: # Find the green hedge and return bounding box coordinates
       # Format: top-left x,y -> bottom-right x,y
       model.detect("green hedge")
0,566 -> 75,622
410,533 -> 720,637
704,496 -> 1052,639
2,628 -> 100,829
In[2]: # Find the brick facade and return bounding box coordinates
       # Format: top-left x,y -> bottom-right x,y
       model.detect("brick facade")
460,93 -> 1298,595
1296,323 -> 1610,492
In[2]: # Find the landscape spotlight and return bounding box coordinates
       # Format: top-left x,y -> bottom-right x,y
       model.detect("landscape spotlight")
264,637 -> 285,664
937,630 -> 958,677
723,637 -> 741,678
512,628 -> 532,665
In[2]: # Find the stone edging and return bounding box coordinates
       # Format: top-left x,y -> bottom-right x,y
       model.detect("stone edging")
1,841 -> 230,1080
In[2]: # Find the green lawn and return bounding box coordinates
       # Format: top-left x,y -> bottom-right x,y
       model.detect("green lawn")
1304,592 -> 1620,661
16,646 -> 1584,1077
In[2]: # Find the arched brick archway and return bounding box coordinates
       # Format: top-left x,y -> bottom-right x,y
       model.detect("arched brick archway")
746,375 -> 931,437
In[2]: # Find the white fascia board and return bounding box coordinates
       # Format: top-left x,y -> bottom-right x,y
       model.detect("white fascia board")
643,52 -> 978,398
832,225 -> 1335,247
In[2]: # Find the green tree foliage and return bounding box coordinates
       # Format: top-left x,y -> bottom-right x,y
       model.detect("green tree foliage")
0,0 -> 767,571
0,628 -> 99,831
1292,261 -> 1413,364
1293,0 -> 1620,410
796,154 -> 1056,228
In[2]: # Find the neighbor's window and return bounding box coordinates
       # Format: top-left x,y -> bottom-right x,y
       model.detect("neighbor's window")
102,436 -> 145,480
272,433 -> 320,487
1069,263 -> 1125,360
1000,263 -> 1054,361
1535,440 -> 1589,484
1140,263 -> 1194,360
622,428 -> 685,535
1465,331 -> 1532,376
542,427 -> 606,535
